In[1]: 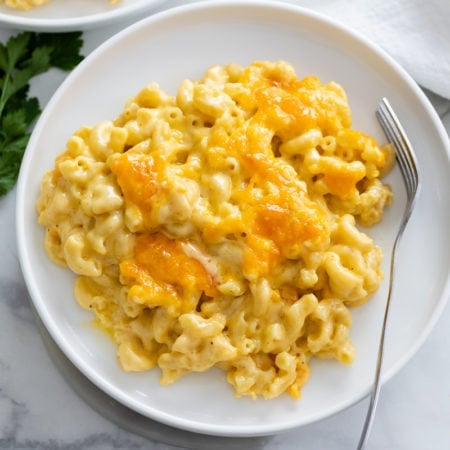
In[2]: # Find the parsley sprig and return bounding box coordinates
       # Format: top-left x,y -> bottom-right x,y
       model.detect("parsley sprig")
0,31 -> 84,196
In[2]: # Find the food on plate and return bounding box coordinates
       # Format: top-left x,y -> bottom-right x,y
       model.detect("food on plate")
1,0 -> 48,9
1,0 -> 119,10
37,60 -> 393,399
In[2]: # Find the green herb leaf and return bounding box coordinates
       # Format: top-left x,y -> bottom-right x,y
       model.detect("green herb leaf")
0,31 -> 84,196
5,32 -> 32,70
29,32 -> 84,70
0,134 -> 30,196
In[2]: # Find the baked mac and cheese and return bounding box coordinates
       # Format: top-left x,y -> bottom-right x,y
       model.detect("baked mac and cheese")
37,61 -> 393,399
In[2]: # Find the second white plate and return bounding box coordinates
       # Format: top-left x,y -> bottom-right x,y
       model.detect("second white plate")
0,0 -> 164,31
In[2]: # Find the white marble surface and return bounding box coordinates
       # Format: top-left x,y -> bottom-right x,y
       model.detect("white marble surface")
1,1 -> 450,449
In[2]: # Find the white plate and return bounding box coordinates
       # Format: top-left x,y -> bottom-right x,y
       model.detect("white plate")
16,0 -> 450,437
0,0 -> 164,31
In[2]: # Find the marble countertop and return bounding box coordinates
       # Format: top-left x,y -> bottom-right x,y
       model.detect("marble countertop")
1,2 -> 449,449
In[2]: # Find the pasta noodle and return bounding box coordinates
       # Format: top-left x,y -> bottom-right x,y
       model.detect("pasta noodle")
37,61 -> 393,399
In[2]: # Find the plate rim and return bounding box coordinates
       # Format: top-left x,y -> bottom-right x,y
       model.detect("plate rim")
16,0 -> 450,437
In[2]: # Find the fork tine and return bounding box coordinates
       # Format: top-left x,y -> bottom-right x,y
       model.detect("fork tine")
377,120 -> 415,199
376,111 -> 412,195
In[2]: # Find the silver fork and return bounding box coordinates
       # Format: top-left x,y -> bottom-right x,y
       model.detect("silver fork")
357,98 -> 421,449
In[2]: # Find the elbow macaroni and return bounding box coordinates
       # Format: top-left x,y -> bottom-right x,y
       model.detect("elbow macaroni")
37,61 -> 393,399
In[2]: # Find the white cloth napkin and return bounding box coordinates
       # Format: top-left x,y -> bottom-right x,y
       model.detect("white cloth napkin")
282,0 -> 450,99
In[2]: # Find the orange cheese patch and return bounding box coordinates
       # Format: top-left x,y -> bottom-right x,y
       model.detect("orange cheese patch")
120,233 -> 218,311
110,151 -> 167,228
321,159 -> 366,198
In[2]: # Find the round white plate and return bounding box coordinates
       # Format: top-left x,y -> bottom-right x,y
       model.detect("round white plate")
0,0 -> 164,31
16,0 -> 450,437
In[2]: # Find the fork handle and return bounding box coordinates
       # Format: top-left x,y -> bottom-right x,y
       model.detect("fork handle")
357,209 -> 413,449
